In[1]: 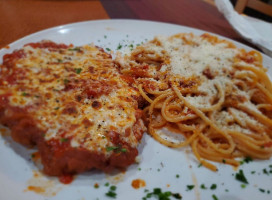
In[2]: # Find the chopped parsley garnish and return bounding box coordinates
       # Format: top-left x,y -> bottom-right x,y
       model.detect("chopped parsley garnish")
110,185 -> 116,191
57,59 -> 63,63
222,159 -> 226,163
263,168 -> 269,175
21,92 -> 28,96
176,174 -> 180,178
259,188 -> 265,193
106,146 -> 119,152
212,194 -> 218,200
104,182 -> 110,187
235,170 -> 248,184
104,35 -> 107,39
106,48 -> 111,51
244,156 -> 253,163
186,185 -> 195,191
198,163 -> 202,168
105,184 -> 117,198
117,44 -> 122,50
210,184 -> 217,190
68,47 -> 81,51
63,79 -> 69,84
138,168 -> 141,171
251,171 -> 256,174
60,138 -> 68,142
74,68 -> 82,74
106,146 -> 127,153
54,107 -> 60,110
200,184 -> 207,189
94,183 -> 99,188
142,188 -> 182,200
128,44 -> 134,49
105,191 -> 116,198
241,184 -> 246,188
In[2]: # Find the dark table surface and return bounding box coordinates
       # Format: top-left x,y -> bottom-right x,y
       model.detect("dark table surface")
0,0 -> 252,49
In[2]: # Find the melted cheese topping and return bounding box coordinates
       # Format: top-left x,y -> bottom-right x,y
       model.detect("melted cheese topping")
1,43 -> 143,157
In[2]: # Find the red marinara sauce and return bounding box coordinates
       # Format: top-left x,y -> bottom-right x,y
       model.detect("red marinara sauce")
58,174 -> 74,184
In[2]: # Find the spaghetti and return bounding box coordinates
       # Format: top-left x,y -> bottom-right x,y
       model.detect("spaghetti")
118,33 -> 272,171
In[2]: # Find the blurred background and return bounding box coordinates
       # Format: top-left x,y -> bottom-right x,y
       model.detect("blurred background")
0,0 -> 271,50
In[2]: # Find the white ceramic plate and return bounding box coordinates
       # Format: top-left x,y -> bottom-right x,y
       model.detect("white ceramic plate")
0,19 -> 272,200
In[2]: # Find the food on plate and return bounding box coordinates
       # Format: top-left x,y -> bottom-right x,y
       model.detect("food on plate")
117,33 -> 272,171
0,41 -> 146,176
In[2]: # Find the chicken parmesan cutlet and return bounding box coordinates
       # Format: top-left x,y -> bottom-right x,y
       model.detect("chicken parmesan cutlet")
0,41 -> 146,176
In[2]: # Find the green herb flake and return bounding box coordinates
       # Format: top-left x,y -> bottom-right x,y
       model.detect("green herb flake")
172,193 -> 182,199
106,48 -> 111,51
75,68 -> 82,74
120,148 -> 127,153
210,184 -> 217,190
68,47 -> 81,51
200,184 -> 207,189
241,184 -> 246,188
128,44 -> 134,48
142,188 -> 182,200
106,146 -> 119,152
57,59 -> 63,63
225,189 -> 229,192
186,185 -> 195,191
244,156 -> 253,163
54,107 -> 60,110
63,79 -> 69,84
198,163 -> 202,168
117,44 -> 122,50
138,168 -> 142,171
105,191 -> 116,198
60,138 -> 68,142
21,92 -> 28,96
104,182 -> 110,187
235,169 -> 248,184
222,159 -> 226,163
176,174 -> 180,178
212,194 -> 218,200
31,154 -> 35,158
259,188 -> 265,193
263,168 -> 269,175
104,35 -> 107,39
251,171 -> 256,174
94,183 -> 99,189
110,185 -> 117,191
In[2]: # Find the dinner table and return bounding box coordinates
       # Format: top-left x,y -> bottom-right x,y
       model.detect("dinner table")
1,1 -> 272,200
0,0 -> 255,49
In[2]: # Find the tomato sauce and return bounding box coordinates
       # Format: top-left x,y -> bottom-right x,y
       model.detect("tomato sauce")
131,179 -> 146,189
58,174 -> 74,184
